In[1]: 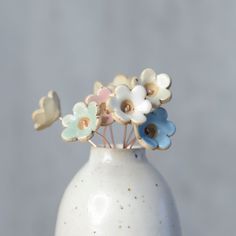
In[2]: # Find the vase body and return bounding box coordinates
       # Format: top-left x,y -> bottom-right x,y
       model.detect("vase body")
55,147 -> 181,236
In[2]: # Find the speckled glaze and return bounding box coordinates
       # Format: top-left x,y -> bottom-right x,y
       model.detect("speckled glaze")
55,147 -> 181,236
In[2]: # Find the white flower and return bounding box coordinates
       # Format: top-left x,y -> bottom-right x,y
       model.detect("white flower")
107,85 -> 152,125
138,68 -> 172,108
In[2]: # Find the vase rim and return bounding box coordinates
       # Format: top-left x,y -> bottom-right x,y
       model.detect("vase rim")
89,144 -> 147,163
91,144 -> 145,151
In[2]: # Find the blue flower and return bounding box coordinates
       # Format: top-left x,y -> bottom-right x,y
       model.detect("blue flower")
134,108 -> 176,150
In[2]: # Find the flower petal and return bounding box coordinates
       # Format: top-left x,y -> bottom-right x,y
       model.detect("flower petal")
158,120 -> 176,137
61,126 -> 78,142
136,99 -> 152,114
156,73 -> 171,88
139,68 -> 156,84
97,87 -> 112,103
131,85 -> 147,105
73,102 -> 87,116
85,94 -> 100,104
107,96 -> 120,112
153,107 -> 168,121
113,108 -> 130,124
93,81 -> 103,94
130,76 -> 139,89
62,114 -> 74,127
115,85 -> 131,100
130,111 -> 147,125
156,88 -> 172,104
113,75 -> 129,86
77,126 -> 94,142
142,136 -> 159,149
156,134 -> 172,150
146,95 -> 161,108
88,101 -> 99,116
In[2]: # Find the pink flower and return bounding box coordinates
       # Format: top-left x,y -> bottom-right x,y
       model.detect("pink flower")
85,87 -> 113,126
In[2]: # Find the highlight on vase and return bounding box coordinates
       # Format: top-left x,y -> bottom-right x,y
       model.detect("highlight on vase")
32,68 -> 176,150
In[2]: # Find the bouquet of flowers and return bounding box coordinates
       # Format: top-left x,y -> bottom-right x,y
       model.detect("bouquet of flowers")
32,68 -> 176,150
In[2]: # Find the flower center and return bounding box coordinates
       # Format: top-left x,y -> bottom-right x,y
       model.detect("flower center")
100,103 -> 107,113
121,100 -> 134,114
78,117 -> 90,130
100,102 -> 110,124
144,123 -> 158,138
145,83 -> 158,97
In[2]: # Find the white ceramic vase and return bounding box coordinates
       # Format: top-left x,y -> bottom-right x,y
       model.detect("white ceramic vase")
55,147 -> 181,236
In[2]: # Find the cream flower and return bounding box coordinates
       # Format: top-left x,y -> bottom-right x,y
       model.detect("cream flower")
94,75 -> 137,94
138,68 -> 172,108
32,91 -> 61,130
107,85 -> 152,125
109,74 -> 138,90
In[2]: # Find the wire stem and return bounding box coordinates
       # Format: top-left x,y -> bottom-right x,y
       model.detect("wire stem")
109,125 -> 115,148
89,140 -> 97,147
95,131 -> 112,148
129,138 -> 137,149
125,127 -> 134,147
103,127 -> 108,147
126,137 -> 136,149
123,124 -> 128,148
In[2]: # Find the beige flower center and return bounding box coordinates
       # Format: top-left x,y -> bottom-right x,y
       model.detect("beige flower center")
144,123 -> 158,138
78,117 -> 90,130
145,83 -> 158,97
100,102 -> 110,124
100,103 -> 107,113
121,100 -> 134,114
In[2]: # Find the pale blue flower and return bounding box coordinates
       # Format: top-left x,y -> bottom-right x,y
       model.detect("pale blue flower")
134,107 -> 176,150
61,102 -> 101,142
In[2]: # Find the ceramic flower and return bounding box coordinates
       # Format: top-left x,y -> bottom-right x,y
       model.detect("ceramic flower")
85,87 -> 113,126
94,75 -> 137,93
32,91 -> 61,130
61,102 -> 101,142
107,85 -> 152,125
134,107 -> 176,150
137,68 -> 172,108
93,81 -> 103,94
108,74 -> 138,91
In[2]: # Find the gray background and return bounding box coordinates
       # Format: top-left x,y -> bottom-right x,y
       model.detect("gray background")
0,0 -> 235,235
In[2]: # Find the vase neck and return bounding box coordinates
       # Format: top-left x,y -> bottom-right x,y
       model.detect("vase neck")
89,146 -> 147,164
